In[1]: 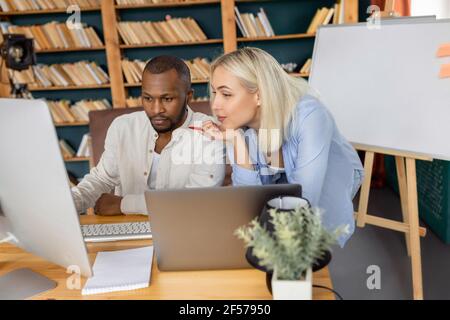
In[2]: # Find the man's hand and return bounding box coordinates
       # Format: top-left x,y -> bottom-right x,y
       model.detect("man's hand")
94,193 -> 123,216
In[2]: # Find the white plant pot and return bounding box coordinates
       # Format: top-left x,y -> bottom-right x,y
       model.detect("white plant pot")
271,268 -> 312,300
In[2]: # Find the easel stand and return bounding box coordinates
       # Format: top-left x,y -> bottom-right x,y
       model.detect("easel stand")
354,144 -> 431,300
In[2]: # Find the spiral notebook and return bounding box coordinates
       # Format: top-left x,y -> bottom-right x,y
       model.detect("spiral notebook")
82,246 -> 154,296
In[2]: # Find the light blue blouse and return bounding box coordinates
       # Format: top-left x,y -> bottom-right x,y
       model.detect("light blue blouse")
229,94 -> 364,246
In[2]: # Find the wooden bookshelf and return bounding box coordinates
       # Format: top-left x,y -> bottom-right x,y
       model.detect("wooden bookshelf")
36,46 -> 106,54
29,84 -> 111,91
120,39 -> 223,49
238,33 -> 315,42
0,7 -> 101,16
54,122 -> 89,127
115,0 -> 220,10
102,0 -> 357,108
0,0 -> 358,181
64,157 -> 91,163
291,73 -> 310,78
124,78 -> 209,87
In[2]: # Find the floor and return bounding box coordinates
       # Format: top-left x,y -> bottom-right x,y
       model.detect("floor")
329,187 -> 450,300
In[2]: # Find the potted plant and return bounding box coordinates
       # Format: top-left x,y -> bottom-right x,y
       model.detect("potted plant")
235,200 -> 347,300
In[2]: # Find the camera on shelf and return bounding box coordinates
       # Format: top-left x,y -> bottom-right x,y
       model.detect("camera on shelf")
0,33 -> 36,98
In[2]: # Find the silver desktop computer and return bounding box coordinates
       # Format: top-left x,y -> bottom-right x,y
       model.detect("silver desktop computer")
0,98 -> 92,299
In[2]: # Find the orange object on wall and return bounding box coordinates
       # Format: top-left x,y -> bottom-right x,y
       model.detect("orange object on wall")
371,0 -> 411,16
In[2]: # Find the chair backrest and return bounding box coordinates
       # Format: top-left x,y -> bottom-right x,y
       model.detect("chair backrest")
87,101 -> 232,186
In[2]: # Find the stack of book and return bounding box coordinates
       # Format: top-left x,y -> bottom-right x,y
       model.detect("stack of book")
10,61 -> 110,88
126,96 -> 142,108
234,7 -> 275,38
306,5 -> 343,34
117,17 -> 208,45
46,99 -> 111,123
126,95 -> 208,108
76,134 -> 91,158
116,0 -> 210,5
59,135 -> 91,159
59,139 -> 76,159
299,58 -> 312,75
0,0 -> 101,12
121,59 -> 146,84
185,58 -> 210,81
121,57 -> 210,84
0,21 -> 103,50
71,99 -> 111,121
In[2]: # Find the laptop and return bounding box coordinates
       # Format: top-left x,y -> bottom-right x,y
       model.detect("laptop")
145,184 -> 301,271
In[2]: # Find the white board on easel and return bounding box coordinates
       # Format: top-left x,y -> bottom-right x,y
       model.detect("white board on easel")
309,18 -> 450,160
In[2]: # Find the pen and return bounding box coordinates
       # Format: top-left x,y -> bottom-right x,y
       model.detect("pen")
188,126 -> 203,132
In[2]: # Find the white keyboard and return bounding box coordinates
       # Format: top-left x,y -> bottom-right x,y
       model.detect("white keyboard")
81,222 -> 152,242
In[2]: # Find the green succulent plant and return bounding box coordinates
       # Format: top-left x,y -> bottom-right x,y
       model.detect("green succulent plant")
235,206 -> 348,281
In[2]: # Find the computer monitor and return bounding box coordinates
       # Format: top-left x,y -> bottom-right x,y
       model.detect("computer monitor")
0,98 -> 92,298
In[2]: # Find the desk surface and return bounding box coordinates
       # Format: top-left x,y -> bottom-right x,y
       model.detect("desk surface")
0,215 -> 335,300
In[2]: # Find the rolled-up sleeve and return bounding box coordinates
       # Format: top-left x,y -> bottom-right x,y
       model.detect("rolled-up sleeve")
121,194 -> 147,214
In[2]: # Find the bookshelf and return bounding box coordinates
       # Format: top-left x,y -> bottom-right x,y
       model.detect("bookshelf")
114,0 -> 221,10
0,0 -> 358,182
64,156 -> 91,162
0,7 -> 101,16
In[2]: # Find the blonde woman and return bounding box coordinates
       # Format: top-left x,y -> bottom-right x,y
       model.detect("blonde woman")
202,47 -> 364,246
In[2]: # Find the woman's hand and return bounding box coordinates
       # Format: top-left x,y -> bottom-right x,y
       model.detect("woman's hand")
201,120 -> 254,170
201,120 -> 236,142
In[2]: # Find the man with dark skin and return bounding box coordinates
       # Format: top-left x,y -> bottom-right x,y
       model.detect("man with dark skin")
71,56 -> 225,215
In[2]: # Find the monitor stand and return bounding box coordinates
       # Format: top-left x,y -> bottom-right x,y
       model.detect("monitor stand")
0,268 -> 57,300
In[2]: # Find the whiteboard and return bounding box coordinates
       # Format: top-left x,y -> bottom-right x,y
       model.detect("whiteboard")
309,19 -> 450,160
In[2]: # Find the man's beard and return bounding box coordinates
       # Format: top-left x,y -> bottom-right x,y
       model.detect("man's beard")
150,104 -> 187,133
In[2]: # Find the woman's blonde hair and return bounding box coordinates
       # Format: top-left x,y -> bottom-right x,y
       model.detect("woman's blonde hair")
210,47 -> 310,154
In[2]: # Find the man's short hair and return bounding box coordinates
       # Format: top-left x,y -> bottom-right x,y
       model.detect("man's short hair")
143,55 -> 191,90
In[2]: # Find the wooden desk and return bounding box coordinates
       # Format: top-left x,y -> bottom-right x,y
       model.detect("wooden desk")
0,215 -> 335,300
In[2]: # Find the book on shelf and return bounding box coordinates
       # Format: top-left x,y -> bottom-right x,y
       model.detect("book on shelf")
0,21 -> 103,50
76,133 -> 91,158
59,139 -> 76,159
115,0 -> 212,5
46,99 -> 111,123
300,58 -> 312,75
334,0 -> 346,25
235,7 -> 275,38
0,0 -> 101,12
121,57 -> 210,84
126,95 -> 208,108
10,61 -> 110,88
121,59 -> 146,84
117,17 -> 207,45
126,96 -> 143,108
306,6 -> 340,34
